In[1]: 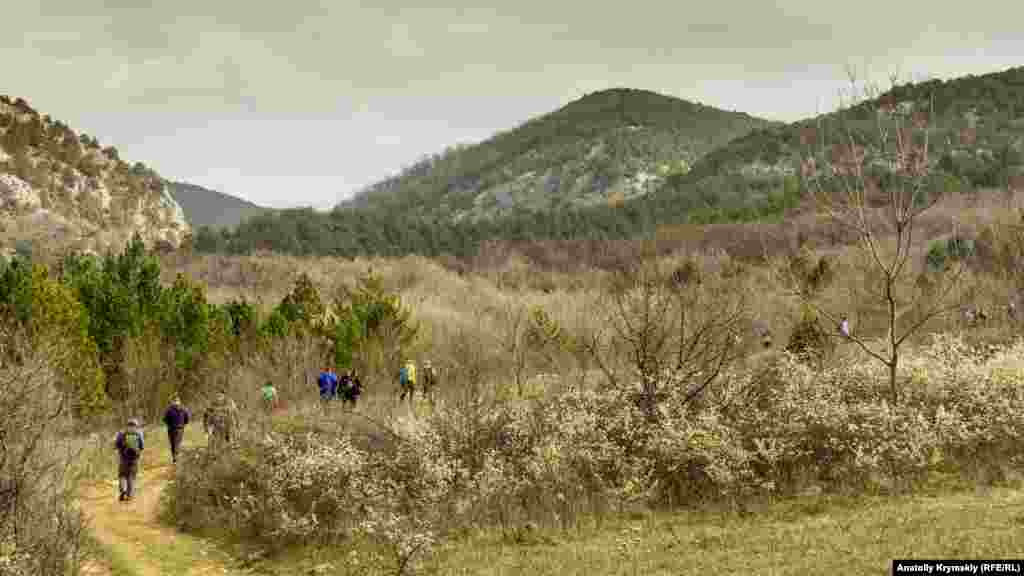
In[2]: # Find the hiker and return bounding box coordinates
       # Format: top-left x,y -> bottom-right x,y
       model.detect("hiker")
964,305 -> 987,326
259,381 -> 278,435
318,367 -> 337,404
964,307 -> 976,325
330,367 -> 340,399
1008,301 -> 1017,321
977,307 -> 989,323
203,391 -> 239,451
342,370 -> 363,408
421,359 -> 437,403
162,396 -> 191,465
839,315 -> 851,339
114,419 -> 144,502
261,380 -> 279,414
337,370 -> 352,405
399,359 -> 416,403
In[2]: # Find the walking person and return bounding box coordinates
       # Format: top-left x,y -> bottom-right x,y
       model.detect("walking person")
421,359 -> 437,405
337,370 -> 352,408
398,359 -> 416,404
114,419 -> 144,502
162,396 -> 190,465
203,391 -> 239,452
260,380 -> 279,435
317,367 -> 337,408
341,369 -> 363,408
261,380 -> 279,414
839,315 -> 851,339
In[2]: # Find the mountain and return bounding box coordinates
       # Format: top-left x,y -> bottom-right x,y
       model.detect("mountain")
0,95 -> 190,259
167,181 -> 272,230
655,65 -> 1024,218
341,88 -> 778,222
197,67 -> 1024,262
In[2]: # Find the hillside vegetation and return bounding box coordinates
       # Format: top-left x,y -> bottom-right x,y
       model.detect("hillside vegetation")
191,89 -> 777,258
343,88 -> 775,220
196,66 -> 1024,262
0,96 -> 190,259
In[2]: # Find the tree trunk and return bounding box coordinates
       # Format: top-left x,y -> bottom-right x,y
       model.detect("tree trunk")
888,358 -> 898,405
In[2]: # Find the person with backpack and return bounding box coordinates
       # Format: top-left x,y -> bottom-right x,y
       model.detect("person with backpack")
261,380 -> 279,414
317,367 -> 337,405
399,359 -> 416,403
421,359 -> 437,404
341,369 -> 363,408
203,391 -> 239,451
260,381 -> 278,435
162,396 -> 190,465
114,419 -> 145,501
329,367 -> 340,400
337,370 -> 352,406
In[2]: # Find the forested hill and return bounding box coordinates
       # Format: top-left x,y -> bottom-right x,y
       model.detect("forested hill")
668,65 -> 1024,198
194,67 -> 1024,260
340,88 -> 776,222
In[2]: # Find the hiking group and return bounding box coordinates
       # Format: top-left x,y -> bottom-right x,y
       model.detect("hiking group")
399,358 -> 437,404
113,359 -> 439,502
114,390 -> 239,503
317,367 -> 364,407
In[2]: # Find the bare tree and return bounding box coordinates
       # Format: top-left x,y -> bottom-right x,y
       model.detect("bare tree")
0,329 -> 91,575
786,69 -> 968,403
585,250 -> 747,422
495,300 -> 530,396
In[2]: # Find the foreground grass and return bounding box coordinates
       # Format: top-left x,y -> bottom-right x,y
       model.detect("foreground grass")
242,481 -> 1024,576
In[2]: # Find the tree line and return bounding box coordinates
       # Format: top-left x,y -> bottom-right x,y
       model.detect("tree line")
0,233 -> 417,420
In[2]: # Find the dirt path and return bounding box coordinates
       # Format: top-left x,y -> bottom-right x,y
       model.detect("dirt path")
77,430 -> 241,576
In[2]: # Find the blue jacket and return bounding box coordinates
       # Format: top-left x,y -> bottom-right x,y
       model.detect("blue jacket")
163,404 -> 191,430
318,371 -> 338,398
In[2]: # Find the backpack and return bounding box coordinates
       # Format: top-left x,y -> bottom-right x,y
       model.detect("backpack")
122,431 -> 141,460
262,385 -> 277,402
399,365 -> 409,386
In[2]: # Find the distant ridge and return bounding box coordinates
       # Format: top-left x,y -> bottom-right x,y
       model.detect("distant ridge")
167,181 -> 272,230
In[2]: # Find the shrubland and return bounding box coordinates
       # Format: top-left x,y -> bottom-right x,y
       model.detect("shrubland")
4,178 -> 1024,573
6,73 -> 1024,574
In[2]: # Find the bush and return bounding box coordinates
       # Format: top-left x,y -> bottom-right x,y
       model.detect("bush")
164,331 -> 1024,567
926,235 -> 975,272
0,331 -> 91,576
785,307 -> 833,362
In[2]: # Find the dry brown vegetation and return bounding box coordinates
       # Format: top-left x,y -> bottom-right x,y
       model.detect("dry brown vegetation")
153,193 -> 1024,572
158,187 -> 1024,368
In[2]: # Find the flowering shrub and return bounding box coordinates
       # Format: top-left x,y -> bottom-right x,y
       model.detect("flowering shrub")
165,334 -> 1024,570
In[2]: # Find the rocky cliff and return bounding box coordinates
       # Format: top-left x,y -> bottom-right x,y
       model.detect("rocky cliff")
0,95 -> 190,259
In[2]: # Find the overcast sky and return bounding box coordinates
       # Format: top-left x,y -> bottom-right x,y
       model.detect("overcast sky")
4,0 -> 1022,209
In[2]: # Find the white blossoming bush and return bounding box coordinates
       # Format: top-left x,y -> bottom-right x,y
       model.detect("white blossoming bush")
164,334 -> 1024,567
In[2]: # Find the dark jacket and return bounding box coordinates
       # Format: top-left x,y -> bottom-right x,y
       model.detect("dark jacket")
344,376 -> 363,401
163,404 -> 191,430
115,429 -> 145,462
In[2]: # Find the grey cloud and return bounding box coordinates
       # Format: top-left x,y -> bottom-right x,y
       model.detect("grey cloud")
3,0 -> 1023,208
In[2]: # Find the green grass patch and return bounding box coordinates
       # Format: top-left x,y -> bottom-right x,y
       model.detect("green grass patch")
231,483 -> 1024,575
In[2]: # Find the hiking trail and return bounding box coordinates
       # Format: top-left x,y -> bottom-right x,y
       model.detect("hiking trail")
77,429 -> 242,576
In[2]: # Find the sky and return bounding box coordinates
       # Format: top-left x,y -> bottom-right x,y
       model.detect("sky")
4,0 -> 1023,210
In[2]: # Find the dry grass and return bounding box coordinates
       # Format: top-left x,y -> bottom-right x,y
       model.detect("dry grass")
152,188 -> 1024,379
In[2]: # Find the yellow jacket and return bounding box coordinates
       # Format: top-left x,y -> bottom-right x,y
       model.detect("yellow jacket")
405,362 -> 416,384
